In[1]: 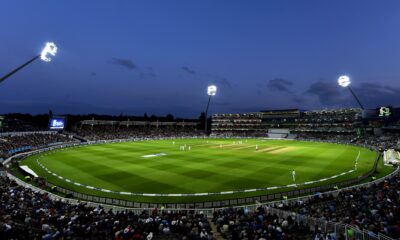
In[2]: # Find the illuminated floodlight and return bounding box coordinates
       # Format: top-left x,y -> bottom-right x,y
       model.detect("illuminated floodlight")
337,75 -> 364,109
1,41 -> 59,84
40,42 -> 58,62
207,85 -> 217,96
338,75 -> 351,88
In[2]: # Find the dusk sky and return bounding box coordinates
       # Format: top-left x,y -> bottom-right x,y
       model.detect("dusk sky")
1,0 -> 400,118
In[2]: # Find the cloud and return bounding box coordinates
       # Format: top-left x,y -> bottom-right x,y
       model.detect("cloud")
306,80 -> 348,105
110,58 -> 136,70
353,83 -> 400,107
181,66 -> 196,75
303,80 -> 400,108
267,78 -> 293,92
108,58 -> 156,79
259,78 -> 306,103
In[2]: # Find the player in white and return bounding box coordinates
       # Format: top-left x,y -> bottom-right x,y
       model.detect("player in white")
292,170 -> 296,184
255,145 -> 259,151
188,146 -> 191,151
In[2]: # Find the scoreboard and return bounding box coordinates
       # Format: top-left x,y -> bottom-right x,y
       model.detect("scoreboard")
49,116 -> 66,130
362,106 -> 398,120
377,106 -> 393,118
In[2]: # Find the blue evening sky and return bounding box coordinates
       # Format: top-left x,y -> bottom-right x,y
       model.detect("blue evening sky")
1,0 -> 400,117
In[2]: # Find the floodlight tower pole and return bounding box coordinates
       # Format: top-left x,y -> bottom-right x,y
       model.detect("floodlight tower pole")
338,75 -> 365,110
204,85 -> 217,135
204,95 -> 212,134
347,86 -> 364,110
0,42 -> 57,85
0,55 -> 39,84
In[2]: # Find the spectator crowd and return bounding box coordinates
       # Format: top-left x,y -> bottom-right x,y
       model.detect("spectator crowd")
0,133 -> 76,159
73,125 -> 203,141
1,114 -> 400,239
0,177 -> 214,240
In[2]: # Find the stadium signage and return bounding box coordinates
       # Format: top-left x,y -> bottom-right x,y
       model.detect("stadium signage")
49,117 -> 66,130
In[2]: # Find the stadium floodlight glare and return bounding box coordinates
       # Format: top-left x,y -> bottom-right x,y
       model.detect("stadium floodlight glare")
204,85 -> 217,134
207,85 -> 217,96
337,75 -> 364,109
0,41 -> 58,85
40,42 -> 58,62
338,75 -> 351,88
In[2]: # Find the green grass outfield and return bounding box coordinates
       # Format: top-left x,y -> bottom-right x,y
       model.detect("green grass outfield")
21,138 -> 379,203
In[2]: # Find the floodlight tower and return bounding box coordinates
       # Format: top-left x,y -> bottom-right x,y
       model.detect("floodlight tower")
204,85 -> 217,134
338,75 -> 364,109
0,42 -> 58,84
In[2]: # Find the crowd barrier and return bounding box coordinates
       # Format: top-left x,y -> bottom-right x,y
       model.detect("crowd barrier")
0,130 -> 58,136
8,145 -> 32,155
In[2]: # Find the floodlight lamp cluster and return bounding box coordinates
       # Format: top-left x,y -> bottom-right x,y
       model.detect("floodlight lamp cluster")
207,85 -> 217,96
40,42 -> 58,62
338,75 -> 351,88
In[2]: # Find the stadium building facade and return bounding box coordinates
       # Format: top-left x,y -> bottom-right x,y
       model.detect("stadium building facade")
212,108 -> 362,136
212,107 -> 400,138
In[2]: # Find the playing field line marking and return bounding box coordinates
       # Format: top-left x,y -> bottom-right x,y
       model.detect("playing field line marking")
194,193 -> 208,196
142,153 -> 167,158
120,192 -> 131,195
221,191 -> 234,194
244,189 -> 257,192
32,141 -> 367,197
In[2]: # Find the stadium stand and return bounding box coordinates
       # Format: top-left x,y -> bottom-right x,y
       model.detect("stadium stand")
212,108 -> 361,138
0,176 -> 214,239
272,172 -> 400,238
0,117 -> 47,132
212,207 -> 313,239
2,111 -> 400,239
73,120 -> 201,141
0,132 -> 77,159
